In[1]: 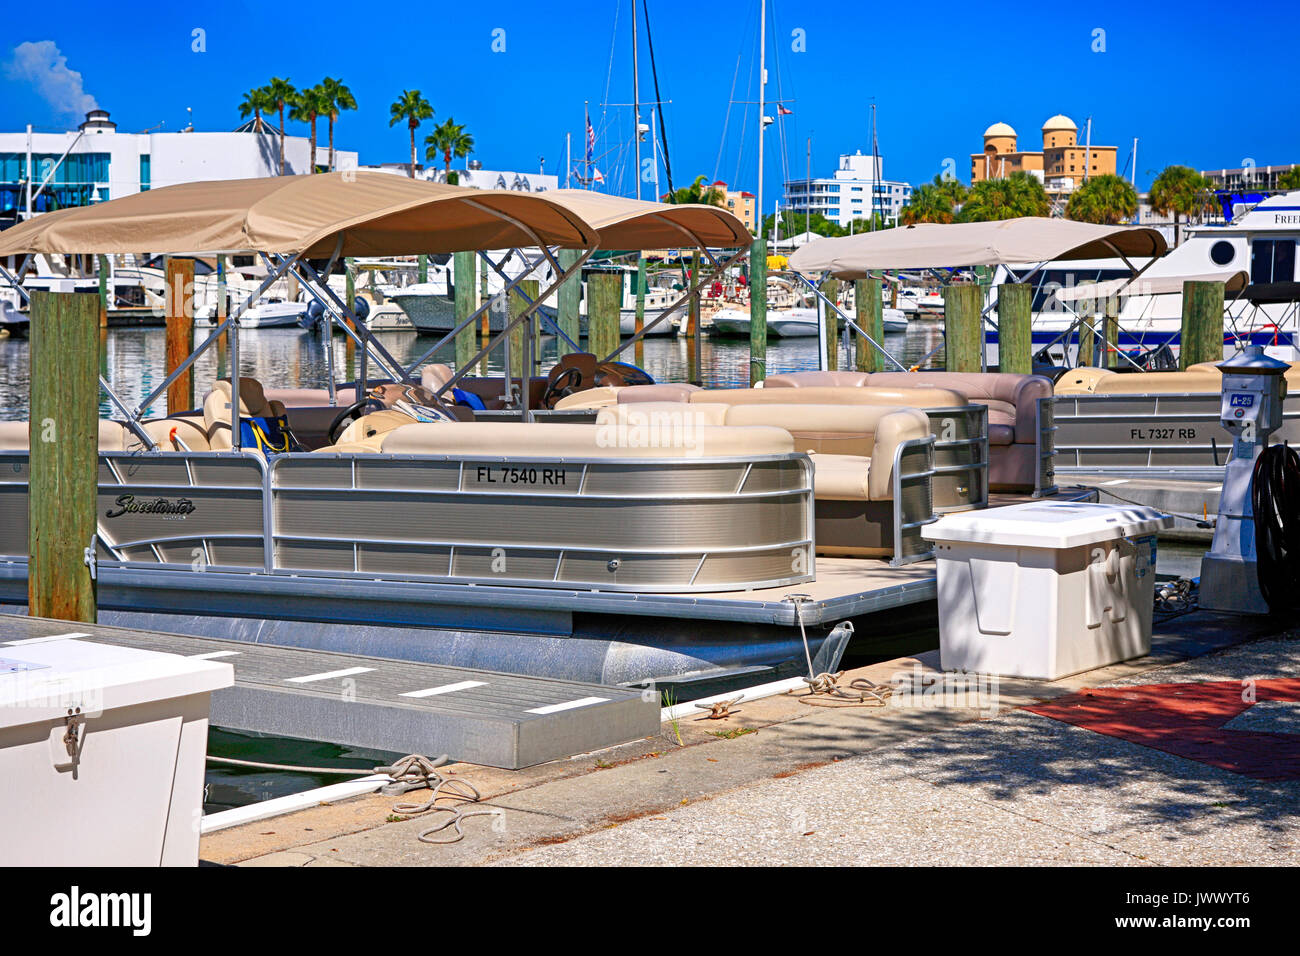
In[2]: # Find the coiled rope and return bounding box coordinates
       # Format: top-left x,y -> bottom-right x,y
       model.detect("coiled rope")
785,595 -> 894,708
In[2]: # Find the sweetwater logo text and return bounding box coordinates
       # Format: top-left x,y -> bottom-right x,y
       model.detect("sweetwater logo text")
50,886 -> 151,936
104,495 -> 195,520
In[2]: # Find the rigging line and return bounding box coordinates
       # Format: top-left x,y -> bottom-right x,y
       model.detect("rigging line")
712,50 -> 744,185
734,26 -> 758,189
641,0 -> 674,197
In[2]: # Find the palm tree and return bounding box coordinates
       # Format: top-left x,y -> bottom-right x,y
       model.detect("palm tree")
1148,165 -> 1214,245
238,86 -> 273,133
669,175 -> 727,206
957,171 -> 1050,222
389,90 -> 434,178
1277,167 -> 1300,192
289,86 -> 329,173
265,77 -> 297,174
931,173 -> 969,208
424,118 -> 475,182
902,182 -> 957,224
1065,173 -> 1139,225
317,77 -> 357,173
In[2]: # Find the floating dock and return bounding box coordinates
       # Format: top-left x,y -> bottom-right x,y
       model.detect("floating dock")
2,617 -> 660,770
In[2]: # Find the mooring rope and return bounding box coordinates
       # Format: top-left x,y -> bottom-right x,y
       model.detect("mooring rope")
375,754 -> 499,844
785,595 -> 895,708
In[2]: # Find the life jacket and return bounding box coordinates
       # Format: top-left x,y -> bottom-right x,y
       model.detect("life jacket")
239,414 -> 293,454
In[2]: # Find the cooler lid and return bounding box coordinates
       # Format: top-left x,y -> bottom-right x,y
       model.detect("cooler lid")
0,636 -> 233,729
922,501 -> 1172,549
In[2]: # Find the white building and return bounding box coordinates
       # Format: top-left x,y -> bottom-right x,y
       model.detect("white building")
0,109 -> 359,222
783,151 -> 912,228
426,161 -> 558,193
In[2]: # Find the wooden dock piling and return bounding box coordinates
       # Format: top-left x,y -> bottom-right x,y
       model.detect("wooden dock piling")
942,284 -> 983,372
508,279 -> 539,381
28,290 -> 98,623
557,249 -> 581,350
454,251 -> 477,372
587,272 -> 622,361
822,278 -> 840,371
854,277 -> 884,373
749,238 -> 767,385
96,255 -> 109,329
996,282 -> 1032,374
165,257 -> 194,413
1181,280 -> 1225,369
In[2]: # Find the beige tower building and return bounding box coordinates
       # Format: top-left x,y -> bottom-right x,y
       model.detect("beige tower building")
970,115 -> 1116,194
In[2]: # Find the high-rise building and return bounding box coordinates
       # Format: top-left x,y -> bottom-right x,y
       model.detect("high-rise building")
782,152 -> 912,228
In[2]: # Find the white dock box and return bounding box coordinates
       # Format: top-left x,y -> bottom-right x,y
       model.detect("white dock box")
923,502 -> 1172,680
0,636 -> 233,866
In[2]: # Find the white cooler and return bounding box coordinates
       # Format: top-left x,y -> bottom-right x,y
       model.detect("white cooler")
923,502 -> 1172,680
0,636 -> 233,866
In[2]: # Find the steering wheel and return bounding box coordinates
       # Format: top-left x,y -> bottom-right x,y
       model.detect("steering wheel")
326,397 -> 385,445
542,367 -> 584,408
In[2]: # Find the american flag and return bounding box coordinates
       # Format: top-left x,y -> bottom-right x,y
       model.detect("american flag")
777,104 -> 793,115
585,113 -> 595,163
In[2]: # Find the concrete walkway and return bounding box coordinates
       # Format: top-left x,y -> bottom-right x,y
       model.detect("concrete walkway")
203,611 -> 1296,867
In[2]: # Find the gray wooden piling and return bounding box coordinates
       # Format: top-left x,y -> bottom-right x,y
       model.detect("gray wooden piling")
854,277 -> 884,373
28,290 -> 99,623
822,278 -> 840,371
454,251 -> 477,371
557,249 -> 581,349
996,282 -> 1032,374
587,272 -> 622,361
750,238 -> 767,384
1181,280 -> 1225,369
942,284 -> 983,372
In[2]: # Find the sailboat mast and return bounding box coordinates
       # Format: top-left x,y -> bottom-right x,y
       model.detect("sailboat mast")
757,0 -> 767,231
869,102 -> 877,232
632,0 -> 642,201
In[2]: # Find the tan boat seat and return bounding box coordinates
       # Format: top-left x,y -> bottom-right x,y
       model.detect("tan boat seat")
554,386 -> 623,410
1055,364 -> 1299,396
139,416 -> 211,451
690,385 -> 970,410
595,401 -> 929,500
379,421 -> 795,458
420,363 -> 456,391
0,419 -> 133,451
204,377 -> 288,450
332,409 -> 418,447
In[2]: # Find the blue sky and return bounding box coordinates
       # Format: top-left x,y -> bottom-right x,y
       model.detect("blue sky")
3,0 -> 1296,209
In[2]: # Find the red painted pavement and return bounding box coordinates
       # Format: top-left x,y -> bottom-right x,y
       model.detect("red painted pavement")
1025,679 -> 1300,782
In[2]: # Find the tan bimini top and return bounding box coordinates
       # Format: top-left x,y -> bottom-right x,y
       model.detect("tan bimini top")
788,217 -> 1168,277
0,172 -> 599,257
545,189 -> 752,249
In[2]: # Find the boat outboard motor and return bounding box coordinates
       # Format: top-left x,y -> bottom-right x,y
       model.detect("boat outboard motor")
352,296 -> 371,322
1200,346 -> 1294,614
305,299 -> 325,331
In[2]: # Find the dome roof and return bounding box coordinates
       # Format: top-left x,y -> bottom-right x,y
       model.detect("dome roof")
983,122 -> 1016,138
1042,114 -> 1077,131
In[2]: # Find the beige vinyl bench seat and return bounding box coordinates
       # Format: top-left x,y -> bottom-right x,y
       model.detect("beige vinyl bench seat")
1055,363 -> 1300,396
594,401 -> 929,500
0,417 -> 211,452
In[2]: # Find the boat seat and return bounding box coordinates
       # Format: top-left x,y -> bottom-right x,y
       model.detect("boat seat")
377,421 -> 795,458
543,353 -> 600,408
420,363 -> 456,391
139,415 -> 212,451
0,419 -> 134,451
331,409 -> 419,447
1053,365 -> 1296,396
690,384 -> 970,410
553,386 -> 624,410
203,377 -> 288,451
594,401 -> 930,500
